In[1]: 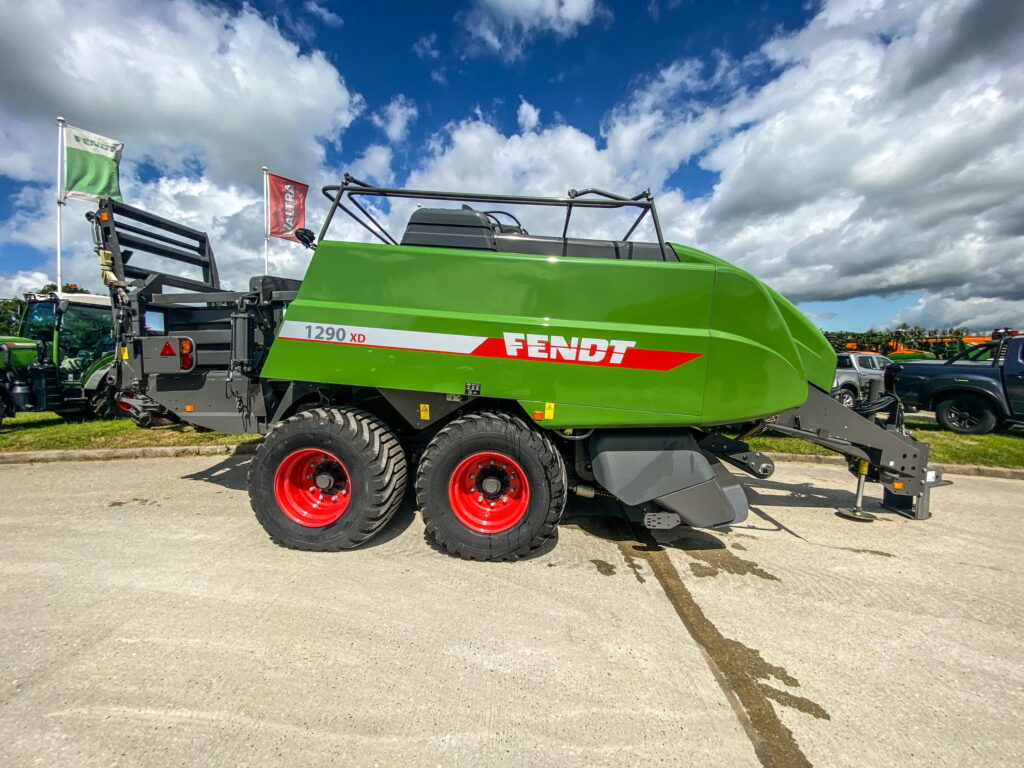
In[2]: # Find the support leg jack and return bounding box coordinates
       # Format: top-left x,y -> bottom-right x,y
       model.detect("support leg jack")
837,460 -> 876,522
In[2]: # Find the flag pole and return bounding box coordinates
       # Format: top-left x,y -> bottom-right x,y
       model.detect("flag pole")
56,116 -> 66,290
262,165 -> 269,275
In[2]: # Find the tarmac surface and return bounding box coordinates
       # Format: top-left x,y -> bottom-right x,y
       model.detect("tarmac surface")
0,455 -> 1021,767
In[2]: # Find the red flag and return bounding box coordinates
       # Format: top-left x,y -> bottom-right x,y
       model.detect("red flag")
267,172 -> 309,241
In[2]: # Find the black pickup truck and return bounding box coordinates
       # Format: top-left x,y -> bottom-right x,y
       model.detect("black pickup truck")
889,335 -> 1024,434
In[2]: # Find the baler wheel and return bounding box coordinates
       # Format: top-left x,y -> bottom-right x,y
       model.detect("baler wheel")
248,407 -> 407,551
416,411 -> 567,561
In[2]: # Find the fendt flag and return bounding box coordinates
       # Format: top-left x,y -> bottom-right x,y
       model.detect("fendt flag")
267,173 -> 309,241
63,125 -> 123,201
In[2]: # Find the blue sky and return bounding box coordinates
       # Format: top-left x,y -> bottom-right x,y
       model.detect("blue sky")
1,0 -> 1021,331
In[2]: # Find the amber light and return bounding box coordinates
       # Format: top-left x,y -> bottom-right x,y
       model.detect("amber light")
179,338 -> 193,354
184,404 -> 195,413
99,211 -> 109,221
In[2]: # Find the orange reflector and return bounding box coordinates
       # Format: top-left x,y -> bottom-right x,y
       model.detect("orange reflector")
99,211 -> 109,221
159,340 -> 176,356
184,404 -> 195,413
532,410 -> 544,420
179,338 -> 193,354
893,482 -> 904,490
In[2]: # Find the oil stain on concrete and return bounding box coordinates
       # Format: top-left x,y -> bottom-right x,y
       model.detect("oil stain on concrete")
567,515 -> 828,768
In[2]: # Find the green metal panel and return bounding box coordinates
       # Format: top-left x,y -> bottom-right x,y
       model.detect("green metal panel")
261,240 -> 835,428
0,336 -> 39,369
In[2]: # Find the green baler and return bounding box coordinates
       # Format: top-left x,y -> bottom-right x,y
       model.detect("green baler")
96,178 -> 945,560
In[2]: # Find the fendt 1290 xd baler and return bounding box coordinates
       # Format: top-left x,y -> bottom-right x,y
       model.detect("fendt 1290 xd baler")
92,176 -> 946,560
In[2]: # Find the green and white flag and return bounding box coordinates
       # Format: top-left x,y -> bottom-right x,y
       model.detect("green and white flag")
63,125 -> 123,201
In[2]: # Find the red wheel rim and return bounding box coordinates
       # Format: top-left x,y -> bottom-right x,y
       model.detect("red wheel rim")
448,451 -> 530,534
115,390 -> 132,413
273,448 -> 352,527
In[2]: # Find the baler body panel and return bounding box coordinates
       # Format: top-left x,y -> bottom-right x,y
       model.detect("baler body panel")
261,240 -> 834,427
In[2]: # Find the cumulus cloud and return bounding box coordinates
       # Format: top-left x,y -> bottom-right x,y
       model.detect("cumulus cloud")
0,0 -> 363,187
459,0 -> 608,62
517,98 -> 541,132
0,270 -> 52,298
303,1 -> 343,28
412,33 -> 441,60
0,0 -> 365,293
413,0 -> 1024,331
2,0 -> 1022,332
371,95 -> 419,143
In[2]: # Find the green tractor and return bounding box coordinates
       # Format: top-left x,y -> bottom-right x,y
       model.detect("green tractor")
0,291 -> 123,427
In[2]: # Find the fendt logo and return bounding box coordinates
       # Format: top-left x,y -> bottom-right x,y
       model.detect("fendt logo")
503,333 -> 636,365
73,134 -> 118,152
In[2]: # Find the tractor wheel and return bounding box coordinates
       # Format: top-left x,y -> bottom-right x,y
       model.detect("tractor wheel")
935,394 -> 998,435
416,411 -> 567,561
835,388 -> 857,408
89,384 -> 127,420
248,407 -> 407,551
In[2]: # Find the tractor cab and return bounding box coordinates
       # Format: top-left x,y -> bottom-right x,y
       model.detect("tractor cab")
0,291 -> 117,425
19,292 -> 115,384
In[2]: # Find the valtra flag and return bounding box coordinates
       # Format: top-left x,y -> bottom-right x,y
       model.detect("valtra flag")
268,173 -> 309,241
64,125 -> 123,202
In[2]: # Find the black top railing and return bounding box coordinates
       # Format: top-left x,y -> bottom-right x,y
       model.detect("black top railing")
319,173 -> 671,260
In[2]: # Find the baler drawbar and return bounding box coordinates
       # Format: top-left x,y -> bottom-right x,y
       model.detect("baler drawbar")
93,176 -> 946,560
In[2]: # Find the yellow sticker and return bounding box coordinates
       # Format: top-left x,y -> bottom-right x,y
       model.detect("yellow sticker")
120,346 -> 129,360
419,403 -> 430,420
544,402 -> 555,419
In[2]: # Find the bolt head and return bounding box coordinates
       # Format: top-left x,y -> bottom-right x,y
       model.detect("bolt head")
308,486 -> 316,492
501,496 -> 508,503
341,489 -> 348,496
489,501 -> 496,507
477,495 -> 484,502
331,495 -> 338,502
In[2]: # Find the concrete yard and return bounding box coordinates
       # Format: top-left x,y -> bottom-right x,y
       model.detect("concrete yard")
0,456 -> 1021,767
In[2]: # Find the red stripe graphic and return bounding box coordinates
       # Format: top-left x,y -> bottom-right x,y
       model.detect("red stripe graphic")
468,338 -> 699,371
277,321 -> 701,371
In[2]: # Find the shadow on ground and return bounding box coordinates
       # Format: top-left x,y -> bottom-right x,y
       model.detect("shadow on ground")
180,456 -> 886,553
180,455 -> 419,550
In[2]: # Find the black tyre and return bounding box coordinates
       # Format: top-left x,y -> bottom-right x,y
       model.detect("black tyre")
248,407 -> 407,551
416,411 -> 567,561
835,388 -> 857,408
935,394 -> 998,435
88,384 -> 126,420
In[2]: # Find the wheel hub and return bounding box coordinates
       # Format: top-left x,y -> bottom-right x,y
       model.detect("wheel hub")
273,449 -> 352,527
448,451 -> 530,534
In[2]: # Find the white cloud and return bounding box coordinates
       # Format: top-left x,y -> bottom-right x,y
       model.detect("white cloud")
3,0 -> 1023,333
304,1 -> 343,28
413,33 -> 440,60
460,0 -> 607,62
371,95 -> 419,143
517,98 -> 541,132
350,144 -> 395,186
0,0 -> 363,187
0,270 -> 52,298
408,0 -> 1024,330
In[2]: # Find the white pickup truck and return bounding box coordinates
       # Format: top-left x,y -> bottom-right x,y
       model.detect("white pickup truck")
832,352 -> 894,407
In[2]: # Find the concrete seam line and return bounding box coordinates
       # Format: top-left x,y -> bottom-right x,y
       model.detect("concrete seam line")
0,442 -> 261,465
0,445 -> 1021,480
